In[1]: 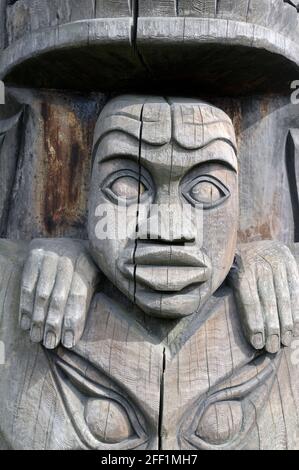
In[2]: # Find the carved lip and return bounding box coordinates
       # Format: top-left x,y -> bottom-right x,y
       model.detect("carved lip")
131,245 -> 210,268
122,265 -> 211,292
119,246 -> 212,292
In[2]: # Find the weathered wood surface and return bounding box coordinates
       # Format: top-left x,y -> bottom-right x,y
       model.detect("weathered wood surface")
1,239 -> 299,449
287,129 -> 299,243
0,92 -> 23,236
1,89 -> 298,244
2,0 -> 297,46
0,88 -> 107,239
0,0 -> 299,453
5,0 -> 133,45
1,1 -> 299,94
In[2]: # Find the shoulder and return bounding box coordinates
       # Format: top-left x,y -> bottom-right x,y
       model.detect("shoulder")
0,239 -> 28,306
0,239 -> 28,271
287,242 -> 299,269
0,240 -> 28,332
291,243 -> 299,266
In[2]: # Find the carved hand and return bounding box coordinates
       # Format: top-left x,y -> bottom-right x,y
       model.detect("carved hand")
19,239 -> 100,349
229,240 -> 299,354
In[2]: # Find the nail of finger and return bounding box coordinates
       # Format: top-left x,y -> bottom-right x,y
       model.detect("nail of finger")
20,314 -> 31,331
251,333 -> 265,350
63,331 -> 74,349
266,334 -> 280,354
281,330 -> 293,347
44,331 -> 57,349
30,325 -> 43,343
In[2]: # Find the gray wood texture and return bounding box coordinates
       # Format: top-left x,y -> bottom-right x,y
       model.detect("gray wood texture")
0,1 -> 299,94
2,89 -> 298,245
1,238 -> 299,449
1,0 -> 299,452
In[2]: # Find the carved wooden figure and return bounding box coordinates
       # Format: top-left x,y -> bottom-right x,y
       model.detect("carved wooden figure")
1,0 -> 299,451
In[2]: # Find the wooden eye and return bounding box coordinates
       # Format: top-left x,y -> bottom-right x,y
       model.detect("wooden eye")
84,399 -> 134,444
190,181 -> 223,204
182,176 -> 230,208
111,176 -> 145,199
195,401 -> 243,446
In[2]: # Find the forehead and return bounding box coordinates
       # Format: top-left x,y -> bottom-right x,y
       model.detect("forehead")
96,134 -> 237,175
93,96 -> 238,171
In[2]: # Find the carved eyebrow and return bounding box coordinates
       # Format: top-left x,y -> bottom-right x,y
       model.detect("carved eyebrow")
203,157 -> 238,173
93,109 -> 237,154
93,113 -> 172,149
98,153 -> 140,165
94,127 -> 237,167
97,143 -> 238,175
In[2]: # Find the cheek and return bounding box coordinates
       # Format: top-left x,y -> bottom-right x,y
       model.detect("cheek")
88,197 -> 124,279
88,191 -> 140,283
202,196 -> 238,287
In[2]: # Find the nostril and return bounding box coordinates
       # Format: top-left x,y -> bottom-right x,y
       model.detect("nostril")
137,237 -> 193,246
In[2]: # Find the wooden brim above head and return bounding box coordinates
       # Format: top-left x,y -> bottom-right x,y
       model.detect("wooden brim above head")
1,17 -> 299,96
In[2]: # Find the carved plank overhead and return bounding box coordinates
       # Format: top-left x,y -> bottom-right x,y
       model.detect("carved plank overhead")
1,0 -> 299,93
6,0 -> 96,43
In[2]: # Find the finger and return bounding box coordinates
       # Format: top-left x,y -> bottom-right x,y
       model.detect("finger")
30,253 -> 58,343
43,257 -> 74,349
272,265 -> 293,346
257,265 -> 280,354
75,253 -> 99,287
231,268 -> 265,350
62,273 -> 88,349
19,250 -> 43,331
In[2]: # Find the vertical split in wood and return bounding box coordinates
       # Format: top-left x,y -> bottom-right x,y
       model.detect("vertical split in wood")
286,130 -> 299,242
158,347 -> 166,450
0,0 -> 6,49
133,102 -> 145,304
131,0 -> 138,47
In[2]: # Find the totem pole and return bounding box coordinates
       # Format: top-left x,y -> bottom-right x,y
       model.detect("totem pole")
0,0 -> 299,450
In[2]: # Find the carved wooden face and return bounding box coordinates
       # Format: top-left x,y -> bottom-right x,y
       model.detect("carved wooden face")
88,96 -> 238,318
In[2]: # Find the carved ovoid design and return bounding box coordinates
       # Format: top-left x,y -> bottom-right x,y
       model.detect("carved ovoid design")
84,400 -> 134,444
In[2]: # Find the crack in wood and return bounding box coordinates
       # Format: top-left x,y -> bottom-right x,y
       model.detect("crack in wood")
158,347 -> 166,450
286,130 -> 299,242
133,102 -> 145,304
284,0 -> 299,11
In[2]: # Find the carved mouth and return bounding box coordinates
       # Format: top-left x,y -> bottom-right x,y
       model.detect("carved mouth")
122,265 -> 210,292
119,246 -> 212,292
132,246 -> 210,267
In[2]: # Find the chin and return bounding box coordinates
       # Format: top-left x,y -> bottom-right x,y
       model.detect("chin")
134,285 -> 210,319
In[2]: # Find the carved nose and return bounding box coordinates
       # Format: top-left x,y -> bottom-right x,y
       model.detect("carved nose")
137,212 -> 197,244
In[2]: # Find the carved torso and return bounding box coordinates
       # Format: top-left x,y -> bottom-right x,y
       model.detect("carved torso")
1,240 -> 298,450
